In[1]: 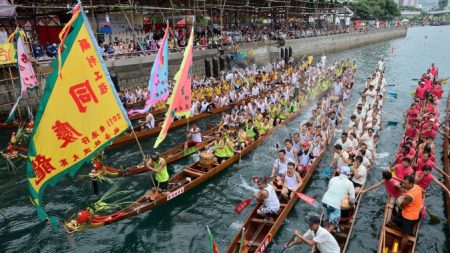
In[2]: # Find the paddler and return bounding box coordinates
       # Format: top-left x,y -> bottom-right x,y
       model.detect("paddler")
414,165 -> 450,195
146,153 -> 169,193
284,216 -> 340,253
390,175 -> 423,253
321,166 -> 355,232
272,149 -> 296,187
253,176 -> 280,218
210,132 -> 234,164
280,162 -> 302,199
245,120 -> 259,142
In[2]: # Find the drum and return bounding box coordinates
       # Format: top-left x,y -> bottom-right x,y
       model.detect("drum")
340,195 -> 352,210
199,151 -> 215,166
330,95 -> 340,101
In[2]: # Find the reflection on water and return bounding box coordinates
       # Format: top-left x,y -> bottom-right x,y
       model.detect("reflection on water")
1,26 -> 450,253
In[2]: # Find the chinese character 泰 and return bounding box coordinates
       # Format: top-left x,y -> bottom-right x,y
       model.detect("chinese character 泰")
52,120 -> 82,148
32,155 -> 56,185
69,80 -> 99,113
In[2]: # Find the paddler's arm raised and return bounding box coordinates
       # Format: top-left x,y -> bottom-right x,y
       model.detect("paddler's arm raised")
431,175 -> 450,196
432,164 -> 450,179
360,180 -> 383,194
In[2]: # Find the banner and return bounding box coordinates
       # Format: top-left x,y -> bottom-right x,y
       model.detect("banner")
154,26 -> 194,148
6,32 -> 40,122
26,5 -> 130,224
0,41 -> 16,65
128,24 -> 169,115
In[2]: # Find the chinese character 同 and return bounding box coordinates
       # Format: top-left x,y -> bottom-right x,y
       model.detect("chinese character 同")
69,80 -> 99,113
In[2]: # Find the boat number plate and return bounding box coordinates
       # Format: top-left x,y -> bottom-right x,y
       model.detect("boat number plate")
167,187 -> 185,201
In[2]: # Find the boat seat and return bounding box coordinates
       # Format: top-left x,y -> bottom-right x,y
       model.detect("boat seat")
184,168 -> 205,177
384,226 -> 417,242
251,218 -> 275,225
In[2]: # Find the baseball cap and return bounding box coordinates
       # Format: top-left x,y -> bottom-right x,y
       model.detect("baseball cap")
340,166 -> 351,176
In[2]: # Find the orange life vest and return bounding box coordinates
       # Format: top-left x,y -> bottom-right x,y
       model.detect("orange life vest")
402,184 -> 423,220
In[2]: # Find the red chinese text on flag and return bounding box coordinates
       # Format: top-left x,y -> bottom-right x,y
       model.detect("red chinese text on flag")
153,26 -> 194,148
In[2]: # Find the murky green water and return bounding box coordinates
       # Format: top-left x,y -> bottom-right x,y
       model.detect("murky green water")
1,26 -> 449,253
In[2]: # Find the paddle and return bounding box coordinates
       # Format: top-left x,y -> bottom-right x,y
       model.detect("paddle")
234,196 -> 254,214
279,234 -> 296,253
423,206 -> 441,223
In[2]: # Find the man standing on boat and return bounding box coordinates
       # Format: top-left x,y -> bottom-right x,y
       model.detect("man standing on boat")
146,153 -> 169,193
391,175 -> 423,253
321,166 -> 355,233
139,111 -> 155,130
186,123 -> 202,148
284,216 -> 340,253
253,177 -> 280,218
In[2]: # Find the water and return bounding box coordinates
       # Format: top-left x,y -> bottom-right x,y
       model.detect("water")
1,26 -> 450,253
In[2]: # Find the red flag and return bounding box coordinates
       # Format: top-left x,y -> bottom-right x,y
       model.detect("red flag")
235,198 -> 253,214
296,193 -> 316,206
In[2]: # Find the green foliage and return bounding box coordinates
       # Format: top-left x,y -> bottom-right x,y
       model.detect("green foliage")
350,0 -> 400,20
438,0 -> 448,9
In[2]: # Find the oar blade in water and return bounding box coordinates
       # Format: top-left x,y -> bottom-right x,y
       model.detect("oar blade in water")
235,198 -> 252,214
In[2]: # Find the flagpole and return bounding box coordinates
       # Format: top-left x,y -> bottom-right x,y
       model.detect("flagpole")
8,66 -> 22,120
130,128 -> 156,187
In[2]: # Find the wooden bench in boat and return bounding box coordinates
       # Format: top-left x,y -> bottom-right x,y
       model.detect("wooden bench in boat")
384,226 -> 417,243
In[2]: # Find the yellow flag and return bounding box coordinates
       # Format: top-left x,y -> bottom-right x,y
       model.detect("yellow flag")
0,33 -> 16,65
26,6 -> 130,223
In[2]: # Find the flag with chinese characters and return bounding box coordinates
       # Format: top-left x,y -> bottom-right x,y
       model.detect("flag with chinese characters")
128,24 -> 169,115
6,31 -> 39,122
0,32 -> 16,65
207,225 -> 221,253
153,26 -> 194,148
26,5 -> 130,225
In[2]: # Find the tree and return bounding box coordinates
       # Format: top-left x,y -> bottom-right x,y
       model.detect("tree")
350,0 -> 400,20
438,0 -> 448,10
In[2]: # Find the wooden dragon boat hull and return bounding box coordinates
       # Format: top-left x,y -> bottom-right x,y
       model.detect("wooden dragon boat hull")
102,126 -> 221,177
84,102 -> 304,228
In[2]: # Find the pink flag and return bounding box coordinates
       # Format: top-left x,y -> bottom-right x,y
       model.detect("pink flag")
6,32 -> 39,122
17,33 -> 38,94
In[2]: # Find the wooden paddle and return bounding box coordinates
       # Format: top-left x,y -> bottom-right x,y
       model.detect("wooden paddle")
234,196 -> 254,214
279,234 -> 296,253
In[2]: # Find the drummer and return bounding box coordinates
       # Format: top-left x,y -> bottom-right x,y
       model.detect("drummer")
186,123 -> 202,149
139,111 -> 155,130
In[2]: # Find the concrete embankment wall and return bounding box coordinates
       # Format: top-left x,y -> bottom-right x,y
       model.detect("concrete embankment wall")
239,27 -> 407,65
